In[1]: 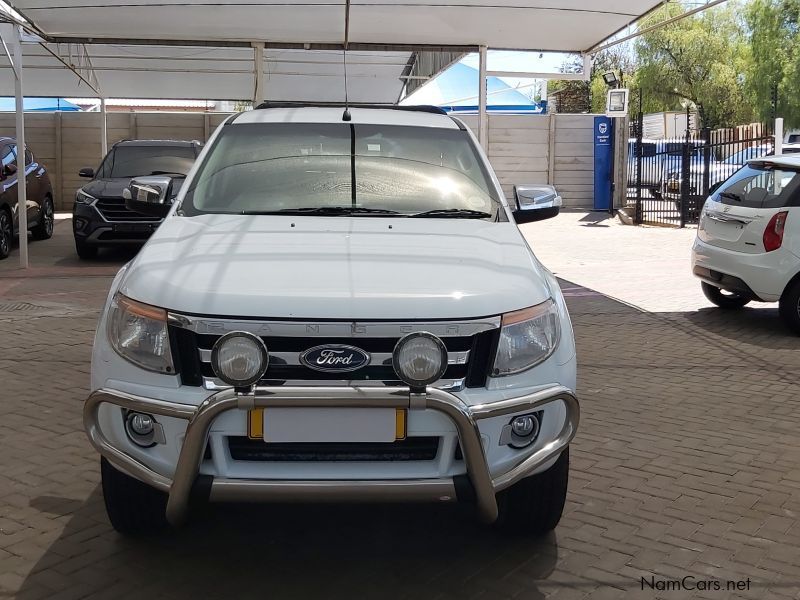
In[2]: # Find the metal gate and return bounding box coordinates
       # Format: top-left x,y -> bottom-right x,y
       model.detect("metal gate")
627,115 -> 773,227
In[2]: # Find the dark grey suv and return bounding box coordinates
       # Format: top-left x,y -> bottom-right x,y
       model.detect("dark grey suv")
72,139 -> 201,259
0,138 -> 55,260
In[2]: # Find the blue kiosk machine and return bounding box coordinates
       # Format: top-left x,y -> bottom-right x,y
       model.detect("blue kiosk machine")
593,115 -> 613,211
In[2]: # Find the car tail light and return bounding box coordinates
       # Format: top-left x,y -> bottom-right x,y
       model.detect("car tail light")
763,211 -> 788,252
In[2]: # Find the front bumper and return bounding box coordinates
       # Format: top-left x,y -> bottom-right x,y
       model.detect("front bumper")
85,384 -> 579,526
73,202 -> 160,245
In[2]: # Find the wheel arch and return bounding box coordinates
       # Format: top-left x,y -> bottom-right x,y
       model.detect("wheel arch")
781,268 -> 800,301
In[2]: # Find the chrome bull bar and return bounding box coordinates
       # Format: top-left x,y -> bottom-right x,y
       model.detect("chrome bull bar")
84,385 -> 579,526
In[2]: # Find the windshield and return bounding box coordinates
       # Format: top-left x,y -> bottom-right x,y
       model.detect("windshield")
181,122 -> 502,218
101,145 -> 196,178
712,163 -> 800,209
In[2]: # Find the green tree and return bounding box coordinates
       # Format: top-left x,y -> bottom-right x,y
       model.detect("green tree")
548,56 -> 590,113
633,2 -> 753,128
746,0 -> 800,127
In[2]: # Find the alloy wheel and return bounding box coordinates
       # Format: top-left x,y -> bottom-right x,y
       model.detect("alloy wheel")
43,199 -> 54,236
0,212 -> 10,257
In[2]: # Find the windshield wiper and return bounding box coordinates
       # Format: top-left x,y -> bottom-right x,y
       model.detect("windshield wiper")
410,208 -> 493,219
719,191 -> 743,203
241,206 -> 401,216
149,170 -> 187,177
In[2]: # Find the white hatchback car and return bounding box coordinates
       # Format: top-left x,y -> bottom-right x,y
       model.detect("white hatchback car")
692,155 -> 800,332
84,104 -> 578,536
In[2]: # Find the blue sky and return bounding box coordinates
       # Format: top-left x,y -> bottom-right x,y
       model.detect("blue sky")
460,50 -> 568,73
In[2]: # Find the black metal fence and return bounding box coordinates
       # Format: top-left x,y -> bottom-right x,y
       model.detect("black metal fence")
626,117 -> 774,227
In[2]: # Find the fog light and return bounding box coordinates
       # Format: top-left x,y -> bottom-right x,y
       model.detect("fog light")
125,411 -> 157,447
392,332 -> 448,389
512,415 -> 536,437
500,412 -> 541,449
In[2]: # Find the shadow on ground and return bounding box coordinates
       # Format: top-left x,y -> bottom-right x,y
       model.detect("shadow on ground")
577,211 -> 612,227
679,305 -> 800,350
19,488 -> 559,600
52,246 -> 139,268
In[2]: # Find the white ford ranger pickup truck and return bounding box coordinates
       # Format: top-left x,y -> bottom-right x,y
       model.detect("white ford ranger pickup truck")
84,104 -> 579,536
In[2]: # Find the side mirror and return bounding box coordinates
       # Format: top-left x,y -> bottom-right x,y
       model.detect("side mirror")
123,176 -> 174,218
4,164 -> 17,176
512,184 -> 562,224
79,167 -> 95,178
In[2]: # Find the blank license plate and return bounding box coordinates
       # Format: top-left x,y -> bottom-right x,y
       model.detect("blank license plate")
113,223 -> 155,232
249,408 -> 406,443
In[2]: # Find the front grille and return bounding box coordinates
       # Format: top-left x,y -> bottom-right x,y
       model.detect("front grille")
227,436 -> 440,462
95,196 -> 161,222
170,326 -> 498,389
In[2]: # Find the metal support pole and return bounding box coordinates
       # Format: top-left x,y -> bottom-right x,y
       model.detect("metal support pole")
700,127 -> 711,200
253,43 -> 264,106
679,106 -> 691,229
634,100 -> 643,225
478,45 -> 488,151
582,54 -> 592,81
775,117 -> 784,156
100,97 -> 108,157
12,26 -> 27,268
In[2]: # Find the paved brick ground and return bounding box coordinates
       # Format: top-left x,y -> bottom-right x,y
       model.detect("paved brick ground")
0,218 -> 799,599
521,210 -> 709,313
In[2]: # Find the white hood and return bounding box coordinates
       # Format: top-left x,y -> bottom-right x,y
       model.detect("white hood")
119,214 -> 552,320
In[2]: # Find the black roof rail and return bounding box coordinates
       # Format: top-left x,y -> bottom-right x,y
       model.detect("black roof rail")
253,101 -> 448,116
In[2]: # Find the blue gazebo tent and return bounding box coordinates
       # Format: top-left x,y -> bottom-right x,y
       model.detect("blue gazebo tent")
402,62 -> 546,113
0,97 -> 81,111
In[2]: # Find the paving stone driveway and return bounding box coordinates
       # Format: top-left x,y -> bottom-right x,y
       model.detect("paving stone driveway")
1,218 -> 799,599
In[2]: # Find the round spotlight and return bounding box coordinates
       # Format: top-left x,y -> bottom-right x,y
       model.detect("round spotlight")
211,331 -> 269,388
125,411 -> 157,447
392,332 -> 448,389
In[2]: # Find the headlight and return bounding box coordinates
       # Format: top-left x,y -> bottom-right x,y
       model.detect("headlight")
392,332 -> 448,389
492,299 -> 560,376
107,293 -> 174,374
211,331 -> 269,387
75,190 -> 96,204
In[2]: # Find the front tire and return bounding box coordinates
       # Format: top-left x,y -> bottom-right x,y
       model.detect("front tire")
701,281 -> 750,309
75,239 -> 98,259
0,209 -> 11,260
779,280 -> 800,335
495,448 -> 569,535
101,457 -> 168,535
31,196 -> 54,240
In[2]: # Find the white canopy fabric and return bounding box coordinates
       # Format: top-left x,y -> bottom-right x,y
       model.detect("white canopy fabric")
0,44 -> 415,102
0,1 -> 662,101
12,0 -> 661,52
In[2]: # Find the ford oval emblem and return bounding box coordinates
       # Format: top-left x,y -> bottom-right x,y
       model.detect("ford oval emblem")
300,344 -> 371,373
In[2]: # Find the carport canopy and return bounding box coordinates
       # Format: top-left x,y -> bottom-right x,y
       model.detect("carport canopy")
0,1 -> 664,102
0,0 -> 665,268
